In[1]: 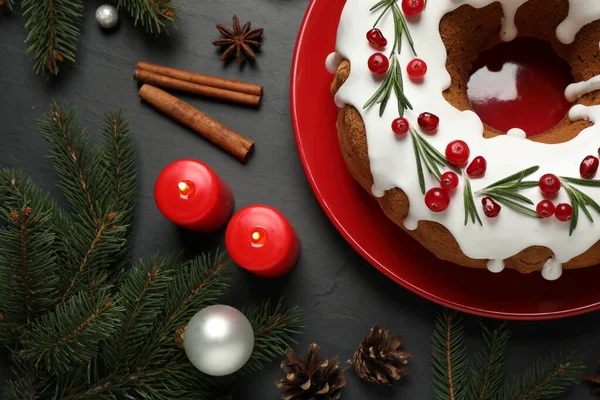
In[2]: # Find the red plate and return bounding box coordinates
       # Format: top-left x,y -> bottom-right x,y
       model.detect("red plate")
290,0 -> 600,320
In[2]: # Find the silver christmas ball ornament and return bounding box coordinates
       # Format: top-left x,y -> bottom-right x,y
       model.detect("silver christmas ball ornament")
95,5 -> 119,29
184,305 -> 254,376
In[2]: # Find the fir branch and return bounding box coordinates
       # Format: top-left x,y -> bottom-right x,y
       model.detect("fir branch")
40,102 -> 100,223
0,0 -> 15,12
431,309 -> 468,400
19,288 -> 123,373
0,207 -> 60,327
22,0 -> 82,75
501,353 -> 584,400
240,299 -> 303,374
0,311 -> 22,346
97,111 -> 137,278
59,212 -> 126,304
103,254 -> 178,371
134,252 -> 230,367
469,324 -> 510,400
115,0 -> 180,35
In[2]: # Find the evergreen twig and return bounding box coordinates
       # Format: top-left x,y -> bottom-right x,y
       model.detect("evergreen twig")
22,0 -> 83,75
115,0 -> 180,35
241,299 -> 303,374
431,309 -> 468,400
500,353 -> 584,400
0,0 -> 15,12
469,324 -> 510,400
19,288 -> 124,373
559,177 -> 600,235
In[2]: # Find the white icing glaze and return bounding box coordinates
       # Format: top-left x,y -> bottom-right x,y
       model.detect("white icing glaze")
326,52 -> 343,75
556,0 -> 600,44
541,258 -> 563,281
507,128 -> 526,138
330,0 -> 600,279
565,75 -> 600,102
486,259 -> 505,273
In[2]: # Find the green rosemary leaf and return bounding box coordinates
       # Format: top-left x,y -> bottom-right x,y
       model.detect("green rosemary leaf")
518,181 -> 540,189
565,189 -> 578,236
560,177 -> 600,187
412,133 -> 426,195
370,0 -> 389,13
392,77 -> 404,117
464,179 -> 482,226
479,190 -> 533,206
414,134 -> 441,181
395,4 -> 417,56
491,195 -> 539,219
578,189 -> 600,215
487,166 -> 540,189
570,187 -> 594,223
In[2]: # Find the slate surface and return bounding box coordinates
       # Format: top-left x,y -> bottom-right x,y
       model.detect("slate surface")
1,0 -> 599,398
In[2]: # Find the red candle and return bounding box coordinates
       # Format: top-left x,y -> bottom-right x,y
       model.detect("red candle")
225,205 -> 300,277
154,159 -> 234,232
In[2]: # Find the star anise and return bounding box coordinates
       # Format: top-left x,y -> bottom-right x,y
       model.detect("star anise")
213,15 -> 263,64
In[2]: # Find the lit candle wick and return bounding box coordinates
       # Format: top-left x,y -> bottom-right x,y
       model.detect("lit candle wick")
250,227 -> 268,248
178,180 -> 195,199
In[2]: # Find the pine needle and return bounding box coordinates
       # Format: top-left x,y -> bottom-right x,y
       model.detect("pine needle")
22,0 -> 83,75
469,323 -> 510,400
116,0 -> 180,35
240,299 -> 303,373
431,309 -> 469,400
501,352 -> 584,400
19,287 -> 124,373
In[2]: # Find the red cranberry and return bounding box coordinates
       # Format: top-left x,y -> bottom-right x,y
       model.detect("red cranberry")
407,58 -> 427,81
418,112 -> 439,133
392,117 -> 409,136
482,197 -> 501,218
467,156 -> 487,178
366,28 -> 387,49
580,155 -> 599,179
536,200 -> 556,218
538,174 -> 561,196
440,171 -> 459,191
445,140 -> 470,167
425,188 -> 450,212
402,0 -> 425,17
555,203 -> 573,222
368,53 -> 389,75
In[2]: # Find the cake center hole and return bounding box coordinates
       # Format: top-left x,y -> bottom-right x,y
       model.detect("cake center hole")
467,37 -> 574,137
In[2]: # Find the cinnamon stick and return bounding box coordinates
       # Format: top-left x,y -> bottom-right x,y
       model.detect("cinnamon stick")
138,84 -> 255,163
137,61 -> 263,97
134,69 -> 261,107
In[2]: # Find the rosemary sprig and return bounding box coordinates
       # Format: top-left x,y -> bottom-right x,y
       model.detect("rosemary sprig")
463,178 -> 482,226
410,128 -> 459,194
559,177 -> 600,235
364,55 -> 413,117
370,0 -> 417,56
365,0 -> 418,116
474,166 -> 540,220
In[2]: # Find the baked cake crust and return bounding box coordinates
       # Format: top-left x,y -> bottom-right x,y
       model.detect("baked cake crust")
332,0 -> 600,274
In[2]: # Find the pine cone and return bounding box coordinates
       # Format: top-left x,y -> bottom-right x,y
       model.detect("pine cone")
350,326 -> 411,386
275,343 -> 347,400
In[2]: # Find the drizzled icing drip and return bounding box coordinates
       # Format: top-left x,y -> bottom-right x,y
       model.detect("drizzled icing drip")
507,128 -> 526,138
331,0 -> 600,280
499,0 -> 529,41
565,75 -> 600,102
326,52 -> 343,75
486,259 -> 505,273
403,216 -> 419,231
541,258 -> 563,281
556,0 -> 600,44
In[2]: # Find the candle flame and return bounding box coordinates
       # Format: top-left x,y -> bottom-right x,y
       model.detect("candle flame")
177,180 -> 195,199
250,227 -> 268,248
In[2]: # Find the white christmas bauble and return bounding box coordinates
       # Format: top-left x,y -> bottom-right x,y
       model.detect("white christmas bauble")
95,5 -> 119,29
184,305 -> 254,376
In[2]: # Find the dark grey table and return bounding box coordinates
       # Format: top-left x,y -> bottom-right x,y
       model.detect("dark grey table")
1,1 -> 599,399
